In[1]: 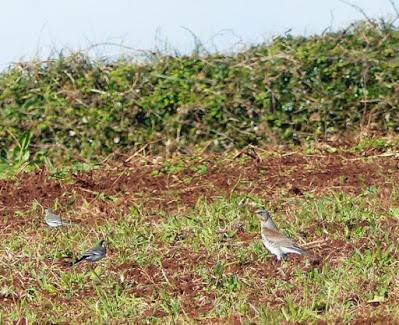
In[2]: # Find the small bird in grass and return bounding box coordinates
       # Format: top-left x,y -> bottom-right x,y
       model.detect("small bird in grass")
72,240 -> 107,265
44,208 -> 75,228
256,209 -> 307,261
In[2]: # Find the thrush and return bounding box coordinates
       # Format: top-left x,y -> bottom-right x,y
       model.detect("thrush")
44,208 -> 75,228
72,240 -> 107,265
256,209 -> 306,261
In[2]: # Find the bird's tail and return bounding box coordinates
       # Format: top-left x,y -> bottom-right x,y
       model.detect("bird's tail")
283,245 -> 307,255
62,220 -> 75,226
70,256 -> 84,266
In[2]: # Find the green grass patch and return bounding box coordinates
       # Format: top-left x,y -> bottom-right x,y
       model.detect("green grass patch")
1,190 -> 398,323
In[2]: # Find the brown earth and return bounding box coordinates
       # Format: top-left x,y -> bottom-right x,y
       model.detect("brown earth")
1,149 -> 398,221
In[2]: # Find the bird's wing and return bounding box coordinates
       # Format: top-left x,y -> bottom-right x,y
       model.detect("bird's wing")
262,228 -> 296,247
46,214 -> 60,221
45,216 -> 62,226
84,245 -> 104,257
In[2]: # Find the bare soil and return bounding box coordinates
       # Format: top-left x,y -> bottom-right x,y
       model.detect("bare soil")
1,150 -> 397,220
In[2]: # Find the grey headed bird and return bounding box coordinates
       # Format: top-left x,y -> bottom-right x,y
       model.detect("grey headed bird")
256,209 -> 307,261
72,240 -> 107,265
44,208 -> 74,228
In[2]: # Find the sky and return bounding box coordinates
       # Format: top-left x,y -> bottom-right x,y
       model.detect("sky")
0,0 -> 397,68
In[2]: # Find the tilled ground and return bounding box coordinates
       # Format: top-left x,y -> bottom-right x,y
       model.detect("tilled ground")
1,149 -> 398,220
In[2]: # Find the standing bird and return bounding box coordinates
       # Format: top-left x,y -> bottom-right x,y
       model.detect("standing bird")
256,209 -> 307,261
72,240 -> 107,265
44,208 -> 74,228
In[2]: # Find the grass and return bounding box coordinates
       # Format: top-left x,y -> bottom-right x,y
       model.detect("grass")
0,131 -> 32,179
1,152 -> 398,324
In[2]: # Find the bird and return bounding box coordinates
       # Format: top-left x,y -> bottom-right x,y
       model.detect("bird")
256,209 -> 307,261
44,208 -> 75,228
72,240 -> 107,265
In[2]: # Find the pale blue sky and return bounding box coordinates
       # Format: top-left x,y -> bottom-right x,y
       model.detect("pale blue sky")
0,0 -> 396,68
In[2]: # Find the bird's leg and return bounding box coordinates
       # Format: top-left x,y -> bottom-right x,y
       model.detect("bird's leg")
276,253 -> 287,277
